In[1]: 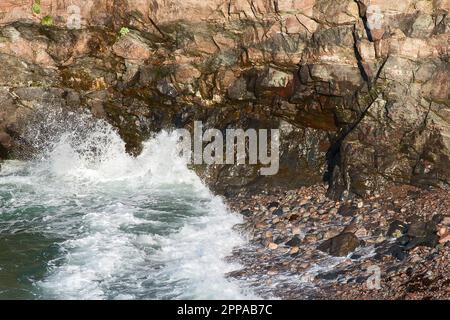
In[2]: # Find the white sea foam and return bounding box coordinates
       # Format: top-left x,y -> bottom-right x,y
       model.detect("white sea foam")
0,108 -> 256,299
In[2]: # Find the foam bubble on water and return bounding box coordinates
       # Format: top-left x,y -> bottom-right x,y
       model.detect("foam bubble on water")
153,196 -> 258,299
3,107 -> 257,299
38,202 -> 147,299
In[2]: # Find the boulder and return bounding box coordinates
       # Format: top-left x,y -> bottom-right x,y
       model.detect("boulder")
239,209 -> 252,217
112,33 -> 152,62
272,207 -> 284,217
267,201 -> 279,210
387,220 -> 408,238
318,232 -> 360,257
404,220 -> 439,250
407,221 -> 436,238
337,203 -> 358,217
285,236 -> 302,247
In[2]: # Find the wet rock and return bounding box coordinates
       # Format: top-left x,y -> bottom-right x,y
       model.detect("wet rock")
337,203 -> 358,217
272,207 -> 284,217
156,80 -> 178,97
405,234 -> 439,250
318,232 -> 360,257
438,227 -> 447,237
383,220 -> 440,251
267,267 -> 279,276
355,227 -> 368,238
267,201 -> 279,210
227,77 -> 255,101
274,222 -> 286,231
317,270 -> 344,281
0,132 -> 13,157
323,228 -> 341,240
389,244 -> 408,261
407,221 -> 436,238
255,222 -> 267,229
440,234 -> 450,245
273,236 -> 286,244
350,253 -> 362,260
285,236 -> 302,247
397,235 -> 410,246
342,217 -> 358,234
432,214 -> 444,224
387,220 -> 408,238
240,209 -> 252,217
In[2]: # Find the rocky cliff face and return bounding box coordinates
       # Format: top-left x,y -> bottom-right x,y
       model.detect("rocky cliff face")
0,0 -> 449,198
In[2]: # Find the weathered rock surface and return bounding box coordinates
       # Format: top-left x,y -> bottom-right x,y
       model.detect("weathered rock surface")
0,0 -> 449,197
318,232 -> 360,256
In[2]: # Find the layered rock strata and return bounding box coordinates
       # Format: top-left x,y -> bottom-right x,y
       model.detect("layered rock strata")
0,0 -> 449,197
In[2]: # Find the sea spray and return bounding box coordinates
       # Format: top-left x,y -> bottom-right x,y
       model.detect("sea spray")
0,107 -> 257,299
